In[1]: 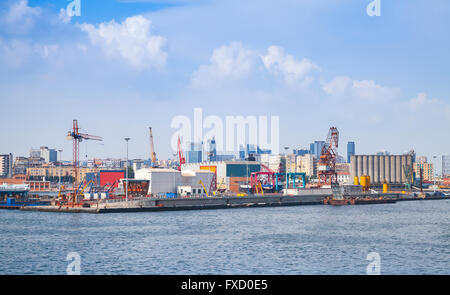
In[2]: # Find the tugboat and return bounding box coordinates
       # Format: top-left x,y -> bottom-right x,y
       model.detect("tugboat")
323,196 -> 355,206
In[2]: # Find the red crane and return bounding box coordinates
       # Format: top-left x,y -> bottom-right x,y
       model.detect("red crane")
66,119 -> 102,203
177,136 -> 186,171
317,127 -> 339,187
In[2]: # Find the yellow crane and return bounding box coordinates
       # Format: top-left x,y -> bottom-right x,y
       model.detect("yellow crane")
149,127 -> 157,167
198,180 -> 209,197
79,180 -> 93,196
254,182 -> 264,196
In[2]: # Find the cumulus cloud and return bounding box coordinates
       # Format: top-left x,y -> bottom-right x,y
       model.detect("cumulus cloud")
58,8 -> 72,24
80,15 -> 168,70
192,42 -> 254,87
261,45 -> 319,84
406,92 -> 450,121
322,76 -> 352,96
323,76 -> 400,101
0,38 -> 58,68
408,92 -> 439,109
1,0 -> 41,34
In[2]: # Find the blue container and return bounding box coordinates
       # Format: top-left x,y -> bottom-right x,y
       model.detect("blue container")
6,198 -> 16,205
166,193 -> 177,198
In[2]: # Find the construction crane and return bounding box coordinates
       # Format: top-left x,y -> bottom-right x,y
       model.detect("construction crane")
149,127 -> 157,167
66,119 -> 102,204
317,127 -> 339,187
177,136 -> 186,171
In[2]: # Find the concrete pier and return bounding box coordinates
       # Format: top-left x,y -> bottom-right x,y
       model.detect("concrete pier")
21,194 -> 327,214
17,193 -> 450,214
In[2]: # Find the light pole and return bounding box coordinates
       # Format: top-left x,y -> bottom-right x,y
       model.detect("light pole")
433,155 -> 437,192
284,147 -> 289,194
125,138 -> 130,203
58,149 -> 63,197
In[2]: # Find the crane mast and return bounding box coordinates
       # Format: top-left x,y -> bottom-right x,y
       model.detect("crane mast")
177,136 -> 186,171
149,127 -> 157,166
317,127 -> 339,187
66,119 -> 102,204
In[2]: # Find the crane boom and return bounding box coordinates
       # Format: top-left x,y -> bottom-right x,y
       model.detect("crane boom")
149,127 -> 157,165
78,133 -> 103,141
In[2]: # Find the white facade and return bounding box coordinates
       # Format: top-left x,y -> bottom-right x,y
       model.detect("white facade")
268,155 -> 283,172
135,168 -> 214,196
296,154 -> 316,176
337,174 -> 350,183
177,185 -> 206,197
182,161 -> 227,186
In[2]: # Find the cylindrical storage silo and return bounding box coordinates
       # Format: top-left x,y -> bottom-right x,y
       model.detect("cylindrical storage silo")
379,155 -> 385,183
374,155 -> 379,183
395,155 -> 401,184
368,155 -> 374,183
401,155 -> 407,184
362,156 -> 368,176
350,155 -> 357,180
357,156 -> 363,178
384,156 -> 390,183
390,155 -> 396,183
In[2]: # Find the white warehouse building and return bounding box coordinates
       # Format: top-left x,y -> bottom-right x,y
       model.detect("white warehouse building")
134,168 -> 215,196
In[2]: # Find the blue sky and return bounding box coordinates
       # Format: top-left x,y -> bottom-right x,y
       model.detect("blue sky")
0,0 -> 449,170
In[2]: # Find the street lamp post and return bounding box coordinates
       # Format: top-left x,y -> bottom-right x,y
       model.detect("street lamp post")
125,138 -> 130,203
284,147 -> 289,194
58,149 -> 63,197
433,155 -> 437,192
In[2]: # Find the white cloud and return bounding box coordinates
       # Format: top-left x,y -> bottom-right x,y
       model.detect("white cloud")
323,75 -> 352,96
261,45 -> 319,84
0,38 -> 33,68
408,92 -> 438,109
323,76 -> 400,101
192,42 -> 254,87
407,92 -> 450,121
58,8 -> 72,24
1,0 -> 41,34
80,15 -> 168,70
0,38 -> 58,68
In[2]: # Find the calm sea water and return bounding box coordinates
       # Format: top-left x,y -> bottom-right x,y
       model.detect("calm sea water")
0,200 -> 449,274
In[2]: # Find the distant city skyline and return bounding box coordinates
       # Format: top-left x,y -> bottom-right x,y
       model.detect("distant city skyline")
1,0 -> 449,170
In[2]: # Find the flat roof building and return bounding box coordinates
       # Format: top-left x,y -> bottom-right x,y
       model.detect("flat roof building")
0,154 -> 13,178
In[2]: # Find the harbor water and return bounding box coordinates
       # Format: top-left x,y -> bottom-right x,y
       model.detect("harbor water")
0,199 -> 449,274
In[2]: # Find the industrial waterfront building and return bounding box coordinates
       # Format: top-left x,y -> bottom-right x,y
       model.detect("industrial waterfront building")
350,154 -> 414,185
135,168 -> 215,196
181,160 -> 261,193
